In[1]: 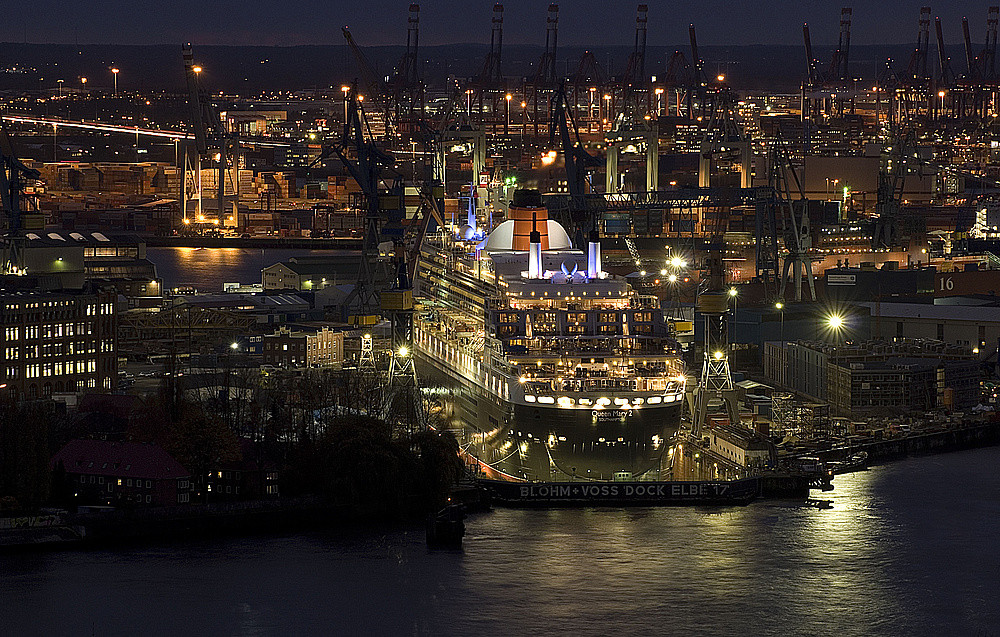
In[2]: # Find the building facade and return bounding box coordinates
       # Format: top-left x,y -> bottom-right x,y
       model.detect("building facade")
1,287 -> 118,399
765,338 -> 979,415
51,440 -> 191,507
261,326 -> 344,368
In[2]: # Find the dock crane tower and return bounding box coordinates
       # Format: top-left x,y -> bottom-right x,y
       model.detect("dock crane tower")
182,44 -> 239,223
1,120 -> 41,273
330,84 -> 403,325
551,84 -> 602,243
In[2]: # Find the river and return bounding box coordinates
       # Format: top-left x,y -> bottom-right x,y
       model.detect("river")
146,247 -> 357,292
3,446 -> 999,636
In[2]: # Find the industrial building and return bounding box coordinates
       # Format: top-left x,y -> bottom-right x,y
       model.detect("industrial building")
829,357 -> 980,415
764,338 -> 980,413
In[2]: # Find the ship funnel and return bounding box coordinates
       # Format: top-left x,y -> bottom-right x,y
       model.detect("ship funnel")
467,182 -> 477,229
529,227 -> 543,279
587,230 -> 602,279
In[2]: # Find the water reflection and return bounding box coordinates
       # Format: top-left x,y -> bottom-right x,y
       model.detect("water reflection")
147,247 -> 358,291
3,447 -> 999,636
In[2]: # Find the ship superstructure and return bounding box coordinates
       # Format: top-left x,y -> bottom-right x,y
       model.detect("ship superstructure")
414,190 -> 686,482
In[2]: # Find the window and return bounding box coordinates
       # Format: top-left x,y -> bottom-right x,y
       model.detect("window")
145,496 -> 151,504
937,324 -> 944,340
145,480 -> 151,489
127,479 -> 132,487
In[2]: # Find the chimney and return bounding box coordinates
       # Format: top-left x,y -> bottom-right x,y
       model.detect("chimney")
528,228 -> 543,279
529,208 -> 543,278
587,230 -> 602,279
467,181 -> 477,229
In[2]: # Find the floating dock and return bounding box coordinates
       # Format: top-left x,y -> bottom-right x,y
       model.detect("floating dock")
478,478 -> 760,507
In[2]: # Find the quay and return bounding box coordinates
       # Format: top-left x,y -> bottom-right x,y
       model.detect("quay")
799,419 -> 1000,467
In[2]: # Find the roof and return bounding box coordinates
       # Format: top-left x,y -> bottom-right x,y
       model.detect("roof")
859,301 -> 1000,322
51,440 -> 190,480
479,219 -> 573,252
22,231 -> 143,246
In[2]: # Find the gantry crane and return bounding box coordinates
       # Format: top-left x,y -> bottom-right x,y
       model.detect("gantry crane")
182,43 -> 239,223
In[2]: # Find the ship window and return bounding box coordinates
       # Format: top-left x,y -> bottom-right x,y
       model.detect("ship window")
537,396 -> 555,404
524,395 -> 536,402
647,396 -> 662,404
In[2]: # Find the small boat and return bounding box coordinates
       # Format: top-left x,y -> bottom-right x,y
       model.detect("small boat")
828,451 -> 869,475
804,499 -> 834,509
426,504 -> 465,548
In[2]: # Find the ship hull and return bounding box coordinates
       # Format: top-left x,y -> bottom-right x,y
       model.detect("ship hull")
418,352 -> 682,482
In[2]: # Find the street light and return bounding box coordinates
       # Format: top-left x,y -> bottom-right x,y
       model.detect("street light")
111,68 -> 119,96
822,313 -> 845,344
775,301 -> 784,343
56,79 -> 64,98
505,93 -> 512,135
341,85 -> 350,123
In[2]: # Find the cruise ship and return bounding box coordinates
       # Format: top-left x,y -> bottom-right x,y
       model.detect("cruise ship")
414,189 -> 687,482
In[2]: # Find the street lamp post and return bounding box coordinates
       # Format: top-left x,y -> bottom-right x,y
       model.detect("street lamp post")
57,79 -> 64,98
340,85 -> 350,125
111,68 -> 119,96
775,301 -> 784,343
505,93 -> 512,136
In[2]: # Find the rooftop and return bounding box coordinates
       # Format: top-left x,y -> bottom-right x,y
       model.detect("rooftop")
51,440 -> 190,480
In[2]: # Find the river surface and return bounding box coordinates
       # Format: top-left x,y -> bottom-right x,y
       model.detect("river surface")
3,446 -> 999,636
146,247 -> 356,292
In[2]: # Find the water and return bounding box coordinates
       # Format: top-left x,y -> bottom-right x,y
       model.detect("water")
4,447 -> 1000,636
146,247 -> 356,291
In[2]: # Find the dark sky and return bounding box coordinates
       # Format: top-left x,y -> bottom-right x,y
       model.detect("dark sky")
5,1 -> 995,48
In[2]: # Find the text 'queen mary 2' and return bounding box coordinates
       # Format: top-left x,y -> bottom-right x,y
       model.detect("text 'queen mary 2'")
414,189 -> 686,483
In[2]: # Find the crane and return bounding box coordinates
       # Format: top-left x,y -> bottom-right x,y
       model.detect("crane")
342,26 -> 395,138
0,120 -> 40,237
550,83 -> 602,239
330,84 -> 404,325
182,43 -> 239,223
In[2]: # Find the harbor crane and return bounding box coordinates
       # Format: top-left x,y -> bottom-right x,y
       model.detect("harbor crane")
0,119 -> 41,274
182,43 -> 239,223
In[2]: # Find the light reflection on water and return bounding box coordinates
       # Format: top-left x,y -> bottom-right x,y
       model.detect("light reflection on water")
3,447 -> 999,636
146,247 -> 358,291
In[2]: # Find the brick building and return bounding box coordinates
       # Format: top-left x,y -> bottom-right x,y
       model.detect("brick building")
262,325 -> 345,368
51,440 -> 191,507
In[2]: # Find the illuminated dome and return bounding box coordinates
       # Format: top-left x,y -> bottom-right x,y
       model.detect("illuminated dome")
479,220 -> 573,252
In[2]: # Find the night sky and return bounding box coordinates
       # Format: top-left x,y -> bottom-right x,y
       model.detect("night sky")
5,1 -> 997,48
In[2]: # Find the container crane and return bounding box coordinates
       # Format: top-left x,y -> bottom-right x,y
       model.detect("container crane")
182,43 -> 239,223
330,84 -> 404,326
